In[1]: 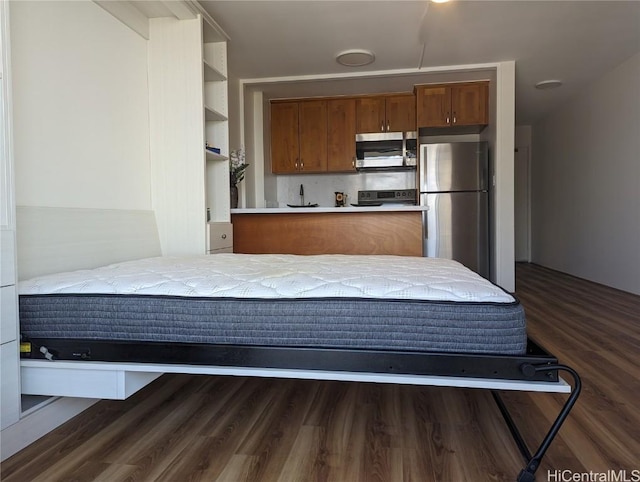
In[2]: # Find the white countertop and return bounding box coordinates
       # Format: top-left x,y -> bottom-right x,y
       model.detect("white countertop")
231,205 -> 428,214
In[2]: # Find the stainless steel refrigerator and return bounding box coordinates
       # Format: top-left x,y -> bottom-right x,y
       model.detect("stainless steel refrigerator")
419,141 -> 490,278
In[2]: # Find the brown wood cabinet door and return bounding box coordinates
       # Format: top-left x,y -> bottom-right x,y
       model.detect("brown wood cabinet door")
385,94 -> 416,132
416,85 -> 451,128
451,82 -> 489,126
327,98 -> 356,172
355,97 -> 386,133
299,100 -> 327,173
270,102 -> 300,173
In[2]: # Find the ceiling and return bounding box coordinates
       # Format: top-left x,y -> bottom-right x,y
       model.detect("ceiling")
200,0 -> 640,124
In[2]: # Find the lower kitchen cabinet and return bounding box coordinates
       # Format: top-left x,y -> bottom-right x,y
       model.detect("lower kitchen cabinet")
231,212 -> 422,256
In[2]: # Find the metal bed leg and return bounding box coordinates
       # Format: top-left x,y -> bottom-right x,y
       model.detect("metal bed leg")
492,364 -> 582,482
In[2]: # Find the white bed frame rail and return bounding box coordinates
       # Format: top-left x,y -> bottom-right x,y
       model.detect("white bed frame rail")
21,359 -> 571,400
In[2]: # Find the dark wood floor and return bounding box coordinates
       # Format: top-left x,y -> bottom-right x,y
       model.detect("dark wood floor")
2,263 -> 639,481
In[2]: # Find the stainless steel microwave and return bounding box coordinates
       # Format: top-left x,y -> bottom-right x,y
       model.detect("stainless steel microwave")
355,131 -> 417,171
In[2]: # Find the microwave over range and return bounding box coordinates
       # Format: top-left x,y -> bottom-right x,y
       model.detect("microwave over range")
355,131 -> 417,171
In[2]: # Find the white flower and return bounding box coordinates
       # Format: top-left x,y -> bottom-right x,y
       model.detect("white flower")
229,147 -> 248,187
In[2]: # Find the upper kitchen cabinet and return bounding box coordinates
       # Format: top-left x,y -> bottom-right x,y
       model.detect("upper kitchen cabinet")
327,98 -> 357,172
356,94 -> 416,133
271,102 -> 299,173
299,100 -> 328,172
271,100 -> 327,174
385,94 -> 417,132
416,82 -> 489,131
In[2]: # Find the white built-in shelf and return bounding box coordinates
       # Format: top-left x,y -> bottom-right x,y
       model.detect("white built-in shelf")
205,149 -> 228,162
203,60 -> 226,82
203,18 -> 228,43
204,105 -> 227,122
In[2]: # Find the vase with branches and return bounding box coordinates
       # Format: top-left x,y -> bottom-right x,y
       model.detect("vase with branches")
229,148 -> 248,209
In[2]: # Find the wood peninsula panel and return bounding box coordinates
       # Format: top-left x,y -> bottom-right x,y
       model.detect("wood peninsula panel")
232,212 -> 422,256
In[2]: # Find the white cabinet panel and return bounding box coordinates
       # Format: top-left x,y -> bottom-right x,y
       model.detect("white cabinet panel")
1,341 -> 20,430
208,222 -> 233,253
0,285 -> 17,344
1,228 -> 16,287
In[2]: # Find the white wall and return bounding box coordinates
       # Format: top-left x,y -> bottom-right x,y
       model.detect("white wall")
514,125 -> 532,262
532,52 -> 640,295
10,1 -> 150,210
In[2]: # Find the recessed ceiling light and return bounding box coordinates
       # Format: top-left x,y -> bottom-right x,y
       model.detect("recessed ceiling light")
535,80 -> 563,90
336,49 -> 375,67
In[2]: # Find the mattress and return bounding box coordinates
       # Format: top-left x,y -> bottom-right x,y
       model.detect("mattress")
19,254 -> 527,355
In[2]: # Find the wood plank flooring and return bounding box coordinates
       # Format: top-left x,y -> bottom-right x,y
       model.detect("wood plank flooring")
2,263 -> 639,481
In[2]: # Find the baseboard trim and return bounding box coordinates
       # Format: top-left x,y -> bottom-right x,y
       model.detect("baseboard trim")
0,396 -> 98,461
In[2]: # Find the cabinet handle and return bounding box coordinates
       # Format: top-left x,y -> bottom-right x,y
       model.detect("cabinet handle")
453,112 -> 457,124
300,160 -> 304,169
387,121 -> 390,131
380,122 -> 384,132
352,157 -> 356,169
221,234 -> 227,239
295,159 -> 299,169
446,114 -> 450,124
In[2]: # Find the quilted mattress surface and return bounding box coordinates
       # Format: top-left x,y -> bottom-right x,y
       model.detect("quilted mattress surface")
19,253 -> 515,303
19,254 -> 527,355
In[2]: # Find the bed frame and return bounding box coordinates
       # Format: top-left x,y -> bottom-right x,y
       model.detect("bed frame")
16,207 -> 580,482
21,336 -> 581,482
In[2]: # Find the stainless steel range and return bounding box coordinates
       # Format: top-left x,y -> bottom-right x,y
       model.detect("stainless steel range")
355,189 -> 417,206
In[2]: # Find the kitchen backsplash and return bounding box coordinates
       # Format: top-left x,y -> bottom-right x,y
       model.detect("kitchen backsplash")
272,171 -> 417,208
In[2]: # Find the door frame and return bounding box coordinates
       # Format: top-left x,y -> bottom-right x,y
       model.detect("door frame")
514,146 -> 531,262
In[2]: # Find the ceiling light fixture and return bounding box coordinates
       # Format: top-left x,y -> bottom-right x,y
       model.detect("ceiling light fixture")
535,79 -> 563,90
336,49 -> 375,67
431,0 -> 450,3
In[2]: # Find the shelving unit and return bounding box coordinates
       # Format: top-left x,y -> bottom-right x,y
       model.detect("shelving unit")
202,19 -> 230,232
205,149 -> 228,162
204,104 -> 227,122
203,59 -> 225,82
146,10 -> 230,255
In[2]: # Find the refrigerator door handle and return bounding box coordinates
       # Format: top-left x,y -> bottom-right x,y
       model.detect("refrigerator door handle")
421,209 -> 428,258
423,211 -> 428,240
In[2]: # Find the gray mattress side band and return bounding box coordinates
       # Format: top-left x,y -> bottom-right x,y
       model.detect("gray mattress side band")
19,294 -> 527,355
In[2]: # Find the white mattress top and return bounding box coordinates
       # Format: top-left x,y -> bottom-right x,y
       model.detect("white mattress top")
19,254 -> 515,303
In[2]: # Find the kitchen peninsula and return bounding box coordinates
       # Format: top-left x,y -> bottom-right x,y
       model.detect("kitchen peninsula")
231,205 -> 427,256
